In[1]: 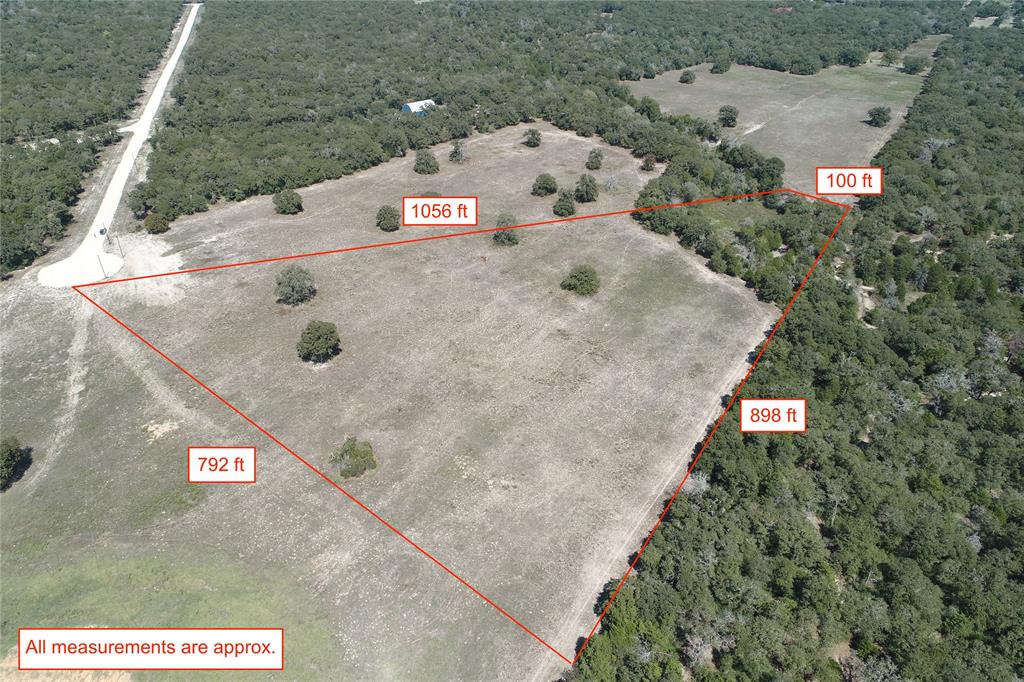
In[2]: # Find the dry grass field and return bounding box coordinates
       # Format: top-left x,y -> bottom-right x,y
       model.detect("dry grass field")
4,124 -> 777,679
627,36 -> 944,194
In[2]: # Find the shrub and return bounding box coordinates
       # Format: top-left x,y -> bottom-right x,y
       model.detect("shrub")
493,213 -> 519,246
553,190 -> 576,217
710,58 -> 731,74
449,139 -> 468,163
143,213 -> 170,234
523,128 -> 541,147
637,96 -> 661,122
273,189 -> 303,214
641,155 -> 656,171
0,437 -> 32,491
531,173 -> 558,196
678,70 -> 696,84
585,149 -> 603,170
837,47 -> 868,67
867,106 -> 892,127
560,264 -> 600,296
575,174 -> 598,203
275,264 -> 315,305
902,55 -> 927,74
297,320 -> 341,363
330,437 -> 377,479
376,205 -> 400,232
718,105 -> 738,128
413,149 -> 439,174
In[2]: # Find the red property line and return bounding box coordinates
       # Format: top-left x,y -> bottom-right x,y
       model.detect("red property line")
72,188 -> 850,667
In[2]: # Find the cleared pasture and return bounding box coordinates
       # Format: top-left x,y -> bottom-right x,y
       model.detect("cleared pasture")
627,39 -> 943,193
5,124 -> 776,678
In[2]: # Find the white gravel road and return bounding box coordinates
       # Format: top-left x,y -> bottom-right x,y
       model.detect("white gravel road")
37,3 -> 200,288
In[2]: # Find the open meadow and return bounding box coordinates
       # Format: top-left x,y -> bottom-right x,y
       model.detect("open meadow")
21,123 -> 773,678
626,37 -> 945,194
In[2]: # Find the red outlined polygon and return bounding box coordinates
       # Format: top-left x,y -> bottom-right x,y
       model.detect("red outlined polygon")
187,445 -> 257,484
401,195 -> 479,226
17,627 -> 284,671
739,398 -> 808,433
72,188 -> 850,666
815,166 -> 883,195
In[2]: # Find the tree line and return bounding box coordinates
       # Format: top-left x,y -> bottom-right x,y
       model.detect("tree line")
126,1 -> 970,229
574,26 -> 1023,681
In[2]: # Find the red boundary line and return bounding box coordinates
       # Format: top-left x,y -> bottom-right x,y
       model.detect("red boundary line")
72,188 -> 850,667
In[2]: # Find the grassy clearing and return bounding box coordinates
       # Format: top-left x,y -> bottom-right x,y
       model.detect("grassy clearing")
626,39 -> 942,192
74,124 -> 777,677
1,549 -> 340,679
697,200 -> 776,233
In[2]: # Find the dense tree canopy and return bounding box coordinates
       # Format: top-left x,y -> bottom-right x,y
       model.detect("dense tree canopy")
575,27 -> 1024,681
0,2 -> 181,274
0,1 -> 181,141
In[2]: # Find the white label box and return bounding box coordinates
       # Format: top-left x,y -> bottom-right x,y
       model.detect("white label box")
18,628 -> 284,671
815,166 -> 883,195
188,446 -> 256,483
740,399 -> 807,433
402,196 -> 478,226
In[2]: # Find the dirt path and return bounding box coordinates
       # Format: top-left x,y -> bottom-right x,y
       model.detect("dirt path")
23,295 -> 92,491
37,3 -> 201,288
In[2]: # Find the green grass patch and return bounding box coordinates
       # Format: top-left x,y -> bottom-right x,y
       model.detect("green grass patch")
697,200 -> 775,233
1,549 -> 341,679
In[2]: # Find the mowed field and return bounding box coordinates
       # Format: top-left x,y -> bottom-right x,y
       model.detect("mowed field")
4,124 -> 776,679
627,37 -> 943,194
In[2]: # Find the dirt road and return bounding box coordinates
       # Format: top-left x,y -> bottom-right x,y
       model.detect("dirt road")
37,3 -> 201,288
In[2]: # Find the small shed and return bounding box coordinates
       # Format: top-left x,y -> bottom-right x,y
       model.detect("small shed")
401,99 -> 436,116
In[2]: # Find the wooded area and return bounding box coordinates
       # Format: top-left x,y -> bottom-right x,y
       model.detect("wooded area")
127,1 -> 968,226
3,3 -> 1019,678
574,27 -> 1023,681
0,0 -> 181,274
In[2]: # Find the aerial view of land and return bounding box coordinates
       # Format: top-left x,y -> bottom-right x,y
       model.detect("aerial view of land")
625,35 -> 946,194
2,1 -> 1021,681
